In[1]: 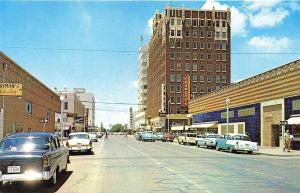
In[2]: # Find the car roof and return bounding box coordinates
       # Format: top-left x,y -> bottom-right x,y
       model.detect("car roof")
5,132 -> 56,139
69,132 -> 89,135
227,133 -> 248,136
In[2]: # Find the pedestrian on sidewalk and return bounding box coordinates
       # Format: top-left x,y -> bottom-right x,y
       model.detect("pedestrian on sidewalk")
284,130 -> 292,152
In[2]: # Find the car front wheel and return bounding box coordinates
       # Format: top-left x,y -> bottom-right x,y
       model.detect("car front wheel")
47,168 -> 58,186
247,151 -> 253,154
216,145 -> 220,151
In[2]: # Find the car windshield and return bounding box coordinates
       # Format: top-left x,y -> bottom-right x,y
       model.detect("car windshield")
0,137 -> 50,152
69,134 -> 90,140
232,135 -> 251,141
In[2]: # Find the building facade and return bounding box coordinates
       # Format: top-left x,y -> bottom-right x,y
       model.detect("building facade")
56,89 -> 86,133
134,45 -> 148,130
147,6 -> 231,131
74,88 -> 95,128
189,59 -> 300,148
0,52 -> 61,140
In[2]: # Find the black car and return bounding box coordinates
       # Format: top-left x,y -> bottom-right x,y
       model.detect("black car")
0,132 -> 69,186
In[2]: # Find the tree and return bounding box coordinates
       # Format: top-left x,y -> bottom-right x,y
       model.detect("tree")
111,124 -> 123,132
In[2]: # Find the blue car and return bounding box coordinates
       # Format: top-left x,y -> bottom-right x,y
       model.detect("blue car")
141,132 -> 156,142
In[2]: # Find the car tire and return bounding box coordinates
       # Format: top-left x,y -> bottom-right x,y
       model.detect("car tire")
47,168 -> 58,186
216,145 -> 220,151
229,147 -> 235,153
247,151 -> 253,154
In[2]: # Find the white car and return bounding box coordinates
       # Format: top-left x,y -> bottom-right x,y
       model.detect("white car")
216,134 -> 258,154
88,132 -> 98,142
178,133 -> 197,145
66,132 -> 93,154
196,133 -> 221,148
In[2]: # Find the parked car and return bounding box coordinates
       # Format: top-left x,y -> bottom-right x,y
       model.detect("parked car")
0,132 -> 69,186
141,132 -> 156,142
178,133 -> 197,145
135,132 -> 143,141
216,134 -> 258,154
88,132 -> 98,142
196,133 -> 221,148
96,132 -> 104,138
66,132 -> 93,154
162,133 -> 175,142
154,133 -> 164,141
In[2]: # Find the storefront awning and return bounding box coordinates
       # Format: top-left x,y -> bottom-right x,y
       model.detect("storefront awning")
171,125 -> 185,131
189,122 -> 218,129
287,115 -> 300,125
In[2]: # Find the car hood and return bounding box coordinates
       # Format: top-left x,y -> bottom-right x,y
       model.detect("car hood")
68,138 -> 90,145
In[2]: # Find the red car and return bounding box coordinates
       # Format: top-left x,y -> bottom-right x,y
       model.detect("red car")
162,133 -> 175,142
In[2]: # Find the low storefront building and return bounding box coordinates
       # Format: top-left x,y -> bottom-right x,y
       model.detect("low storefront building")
189,59 -> 300,147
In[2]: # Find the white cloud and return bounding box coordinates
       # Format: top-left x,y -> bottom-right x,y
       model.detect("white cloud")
249,8 -> 289,28
289,0 -> 300,12
146,17 -> 153,35
248,36 -> 291,52
80,11 -> 92,32
244,0 -> 281,11
129,80 -> 138,89
201,0 -> 247,36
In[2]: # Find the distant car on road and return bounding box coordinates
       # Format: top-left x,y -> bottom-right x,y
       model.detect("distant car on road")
162,133 -> 175,142
0,132 -> 69,186
96,132 -> 104,138
196,133 -> 221,148
88,132 -> 98,142
216,134 -> 258,154
178,133 -> 197,145
135,132 -> 143,141
154,133 -> 164,141
141,132 -> 156,142
66,132 -> 93,154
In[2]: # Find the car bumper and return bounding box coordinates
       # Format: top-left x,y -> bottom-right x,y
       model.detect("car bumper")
0,171 -> 51,182
69,146 -> 92,151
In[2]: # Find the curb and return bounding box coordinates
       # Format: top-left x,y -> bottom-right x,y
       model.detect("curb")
255,152 -> 300,157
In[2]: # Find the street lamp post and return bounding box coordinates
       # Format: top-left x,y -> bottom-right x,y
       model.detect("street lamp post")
84,113 -> 86,132
226,98 -> 230,134
60,95 -> 65,142
168,99 -> 171,133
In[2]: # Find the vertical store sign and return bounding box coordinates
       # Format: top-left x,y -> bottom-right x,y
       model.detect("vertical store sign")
161,83 -> 166,113
183,74 -> 190,107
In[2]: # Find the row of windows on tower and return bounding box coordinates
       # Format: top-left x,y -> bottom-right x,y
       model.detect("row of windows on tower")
170,63 -> 227,72
170,18 -> 227,28
170,74 -> 227,84
170,41 -> 227,50
170,29 -> 227,39
170,52 -> 227,61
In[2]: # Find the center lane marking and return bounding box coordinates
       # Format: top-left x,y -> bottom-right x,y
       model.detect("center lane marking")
125,142 -> 212,193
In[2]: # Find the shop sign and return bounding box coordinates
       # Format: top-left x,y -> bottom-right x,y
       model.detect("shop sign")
0,83 -> 22,96
183,74 -> 190,107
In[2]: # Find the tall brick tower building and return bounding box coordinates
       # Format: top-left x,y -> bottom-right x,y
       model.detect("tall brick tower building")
147,6 -> 231,131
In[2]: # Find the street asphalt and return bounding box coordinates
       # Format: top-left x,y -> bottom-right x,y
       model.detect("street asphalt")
1,135 -> 299,193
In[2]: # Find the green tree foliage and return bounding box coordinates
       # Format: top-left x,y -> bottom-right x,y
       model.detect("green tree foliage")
111,124 -> 124,132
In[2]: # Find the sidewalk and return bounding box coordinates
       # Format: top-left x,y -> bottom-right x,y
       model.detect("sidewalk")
256,146 -> 300,157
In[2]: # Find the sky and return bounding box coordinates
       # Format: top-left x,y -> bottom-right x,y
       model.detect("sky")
1,0 -> 300,128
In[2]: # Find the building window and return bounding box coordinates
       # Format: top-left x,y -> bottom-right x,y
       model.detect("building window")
200,53 -> 205,60
193,53 -> 197,60
64,102 -> 68,110
170,85 -> 175,93
185,63 -> 190,71
170,19 -> 174,25
176,85 -> 181,93
221,111 -> 234,119
177,19 -> 181,25
200,42 -> 204,49
216,85 -> 221,90
222,75 -> 227,83
192,19 -> 197,27
200,74 -> 204,82
207,75 -> 212,82
292,100 -> 300,110
207,64 -> 212,72
200,31 -> 204,38
207,53 -> 212,61
200,19 -> 205,27
216,64 -> 221,72
222,42 -> 226,50
216,20 -> 220,27
207,86 -> 212,93
207,20 -> 212,27
25,102 -> 32,114
170,52 -> 175,59
176,74 -> 181,82
192,41 -> 197,49
176,63 -> 181,71
185,41 -> 190,49
176,41 -> 181,48
170,96 -> 175,104
222,64 -> 227,72
222,20 -> 226,27
200,64 -> 204,71
185,52 -> 190,60
222,53 -> 227,61
170,41 -> 175,48
193,63 -> 197,71
170,63 -> 175,71
176,96 -> 181,104
185,30 -> 190,37
170,74 -> 175,82
216,54 -> 221,61
216,42 -> 220,50
207,42 -> 212,50
176,53 -> 181,60
192,74 -> 197,82
238,107 -> 256,117
177,30 -> 181,37
192,84 -> 197,93
171,30 -> 175,36
207,31 -> 212,38
216,32 -> 220,39
200,85 -> 205,93
185,19 -> 191,27
193,30 -> 197,38
222,32 -> 226,39
216,75 -> 221,83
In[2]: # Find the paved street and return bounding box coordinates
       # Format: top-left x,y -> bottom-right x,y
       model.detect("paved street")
1,135 -> 300,193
